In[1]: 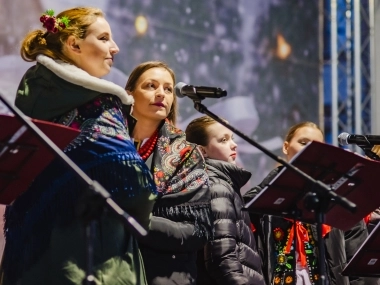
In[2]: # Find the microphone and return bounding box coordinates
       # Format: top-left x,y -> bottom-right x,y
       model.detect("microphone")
175,82 -> 227,100
338,132 -> 380,147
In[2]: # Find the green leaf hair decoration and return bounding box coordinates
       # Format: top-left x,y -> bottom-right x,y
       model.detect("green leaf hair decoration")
45,9 -> 55,17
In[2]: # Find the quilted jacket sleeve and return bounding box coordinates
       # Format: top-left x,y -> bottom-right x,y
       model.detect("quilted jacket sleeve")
204,179 -> 250,285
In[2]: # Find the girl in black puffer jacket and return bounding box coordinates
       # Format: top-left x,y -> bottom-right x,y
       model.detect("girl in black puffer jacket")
186,116 -> 265,285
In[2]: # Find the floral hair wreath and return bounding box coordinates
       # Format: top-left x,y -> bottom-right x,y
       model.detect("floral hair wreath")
40,9 -> 70,33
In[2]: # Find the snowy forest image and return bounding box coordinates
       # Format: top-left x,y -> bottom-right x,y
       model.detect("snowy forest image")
0,0 -> 320,207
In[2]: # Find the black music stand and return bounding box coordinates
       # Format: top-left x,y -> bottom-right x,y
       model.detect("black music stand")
342,222 -> 380,277
243,141 -> 380,285
0,114 -> 79,204
244,141 -> 380,231
0,95 -> 147,285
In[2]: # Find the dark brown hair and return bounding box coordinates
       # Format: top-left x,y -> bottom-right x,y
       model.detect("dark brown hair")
185,116 -> 217,146
20,7 -> 103,63
125,61 -> 177,125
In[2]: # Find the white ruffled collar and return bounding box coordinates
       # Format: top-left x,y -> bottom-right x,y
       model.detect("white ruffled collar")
36,54 -> 133,105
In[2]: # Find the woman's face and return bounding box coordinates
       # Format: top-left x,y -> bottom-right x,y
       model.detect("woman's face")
283,126 -> 324,161
130,67 -> 174,124
71,17 -> 119,78
201,122 -> 237,164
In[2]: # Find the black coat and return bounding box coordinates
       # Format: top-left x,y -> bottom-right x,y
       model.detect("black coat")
197,159 -> 265,285
244,166 -> 380,285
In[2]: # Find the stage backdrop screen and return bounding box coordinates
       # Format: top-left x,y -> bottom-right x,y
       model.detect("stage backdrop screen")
0,0 -> 320,190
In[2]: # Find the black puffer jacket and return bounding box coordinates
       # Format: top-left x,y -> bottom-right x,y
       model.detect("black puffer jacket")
197,159 -> 265,285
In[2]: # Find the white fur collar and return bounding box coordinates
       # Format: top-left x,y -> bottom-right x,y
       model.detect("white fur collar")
36,54 -> 133,105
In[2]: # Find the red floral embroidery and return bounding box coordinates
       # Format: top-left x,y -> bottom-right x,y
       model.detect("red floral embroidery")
273,227 -> 284,241
179,146 -> 192,158
156,171 -> 164,178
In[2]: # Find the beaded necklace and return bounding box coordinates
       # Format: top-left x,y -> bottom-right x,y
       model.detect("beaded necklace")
137,129 -> 159,161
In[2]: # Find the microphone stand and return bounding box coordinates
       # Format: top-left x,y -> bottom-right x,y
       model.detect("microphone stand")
358,146 -> 380,161
188,96 -> 357,285
0,95 -> 147,285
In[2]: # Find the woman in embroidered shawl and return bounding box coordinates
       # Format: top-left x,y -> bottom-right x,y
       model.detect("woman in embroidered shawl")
125,61 -> 212,285
0,7 -> 157,285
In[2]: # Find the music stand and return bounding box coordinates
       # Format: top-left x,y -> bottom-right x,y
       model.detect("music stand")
0,114 -> 79,204
244,141 -> 380,231
242,141 -> 380,285
341,222 -> 380,277
185,95 -> 359,284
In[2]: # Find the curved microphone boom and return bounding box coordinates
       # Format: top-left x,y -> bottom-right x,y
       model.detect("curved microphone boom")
175,82 -> 227,100
338,132 -> 380,147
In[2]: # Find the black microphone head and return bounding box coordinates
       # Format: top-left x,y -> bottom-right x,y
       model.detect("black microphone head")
338,132 -> 350,146
175,82 -> 187,98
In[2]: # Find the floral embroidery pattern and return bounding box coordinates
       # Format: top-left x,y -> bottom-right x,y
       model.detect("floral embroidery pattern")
274,227 -> 285,241
272,221 -> 319,285
54,95 -> 131,151
153,120 -> 207,195
150,120 -> 212,239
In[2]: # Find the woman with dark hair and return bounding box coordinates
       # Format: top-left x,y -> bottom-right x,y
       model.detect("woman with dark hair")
0,7 -> 157,285
125,61 -> 212,285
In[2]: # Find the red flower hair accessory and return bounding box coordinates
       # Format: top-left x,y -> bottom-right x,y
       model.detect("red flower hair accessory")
40,9 -> 70,33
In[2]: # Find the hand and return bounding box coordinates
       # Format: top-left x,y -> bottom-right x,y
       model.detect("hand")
371,145 -> 380,156
370,207 -> 380,223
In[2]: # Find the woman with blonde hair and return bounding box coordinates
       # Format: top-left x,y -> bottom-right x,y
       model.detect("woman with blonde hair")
244,121 -> 377,285
1,7 -> 157,285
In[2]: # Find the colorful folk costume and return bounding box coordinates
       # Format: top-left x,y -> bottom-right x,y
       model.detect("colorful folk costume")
0,55 -> 157,285
126,114 -> 213,285
268,218 -> 330,285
